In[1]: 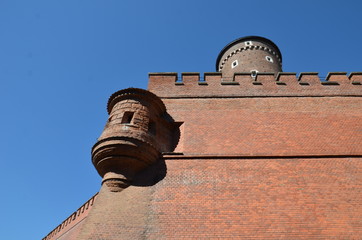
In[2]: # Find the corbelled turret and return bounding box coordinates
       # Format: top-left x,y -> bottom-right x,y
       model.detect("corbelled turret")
91,88 -> 178,192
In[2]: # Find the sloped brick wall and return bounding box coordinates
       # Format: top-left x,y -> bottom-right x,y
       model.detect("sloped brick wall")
74,157 -> 362,239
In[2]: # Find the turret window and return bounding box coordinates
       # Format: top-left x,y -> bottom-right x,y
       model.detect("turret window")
245,41 -> 252,46
231,60 -> 238,68
121,111 -> 134,124
265,56 -> 273,63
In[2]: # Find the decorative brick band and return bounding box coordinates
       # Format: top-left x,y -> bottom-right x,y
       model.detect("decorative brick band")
219,45 -> 282,71
107,87 -> 166,115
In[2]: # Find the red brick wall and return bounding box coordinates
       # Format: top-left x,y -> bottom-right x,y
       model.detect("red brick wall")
148,157 -> 362,239
45,71 -> 362,239
76,157 -> 361,239
77,185 -> 153,240
74,90 -> 362,239
163,97 -> 362,156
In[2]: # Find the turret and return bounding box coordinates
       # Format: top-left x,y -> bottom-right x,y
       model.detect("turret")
91,88 -> 178,192
216,36 -> 282,79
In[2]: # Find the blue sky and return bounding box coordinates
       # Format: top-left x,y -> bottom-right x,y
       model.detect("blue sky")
1,1 -> 361,239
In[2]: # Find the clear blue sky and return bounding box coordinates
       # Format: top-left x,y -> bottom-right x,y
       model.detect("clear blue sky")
1,1 -> 361,239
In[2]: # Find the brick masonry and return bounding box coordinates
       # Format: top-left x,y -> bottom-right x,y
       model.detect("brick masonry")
147,157 -> 362,239
148,72 -> 362,98
215,36 -> 283,78
43,70 -> 362,239
164,96 -> 362,156
42,35 -> 362,239
62,157 -> 362,239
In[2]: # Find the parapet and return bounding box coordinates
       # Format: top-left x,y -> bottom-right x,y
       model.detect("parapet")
42,193 -> 98,240
148,72 -> 362,98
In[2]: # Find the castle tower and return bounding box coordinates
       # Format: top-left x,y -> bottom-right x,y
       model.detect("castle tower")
216,36 -> 282,79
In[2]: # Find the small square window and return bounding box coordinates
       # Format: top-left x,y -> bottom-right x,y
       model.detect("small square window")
121,112 -> 134,124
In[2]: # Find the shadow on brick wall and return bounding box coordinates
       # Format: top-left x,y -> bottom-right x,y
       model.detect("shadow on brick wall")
132,158 -> 167,187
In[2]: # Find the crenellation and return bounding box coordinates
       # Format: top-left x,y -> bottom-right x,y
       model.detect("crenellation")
326,72 -> 348,84
276,72 -> 297,83
181,72 -> 200,84
148,72 -> 178,90
204,72 -> 222,86
233,72 -> 252,84
276,73 -> 299,89
349,72 -> 362,84
298,72 -> 321,85
42,193 -> 98,240
255,73 -> 276,84
147,72 -> 362,98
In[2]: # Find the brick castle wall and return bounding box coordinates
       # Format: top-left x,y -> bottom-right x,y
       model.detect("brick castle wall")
148,72 -> 362,98
44,71 -> 362,239
71,157 -> 362,239
163,96 -> 362,156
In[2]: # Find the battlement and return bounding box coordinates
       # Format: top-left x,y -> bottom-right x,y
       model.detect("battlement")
43,193 -> 98,240
148,72 -> 362,98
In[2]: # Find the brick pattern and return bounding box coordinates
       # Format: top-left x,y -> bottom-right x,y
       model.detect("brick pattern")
76,184 -> 153,240
163,97 -> 362,156
216,38 -> 282,76
99,88 -> 175,153
91,88 -> 178,188
146,157 -> 362,239
218,42 -> 282,78
43,71 -> 362,239
72,157 -> 362,239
